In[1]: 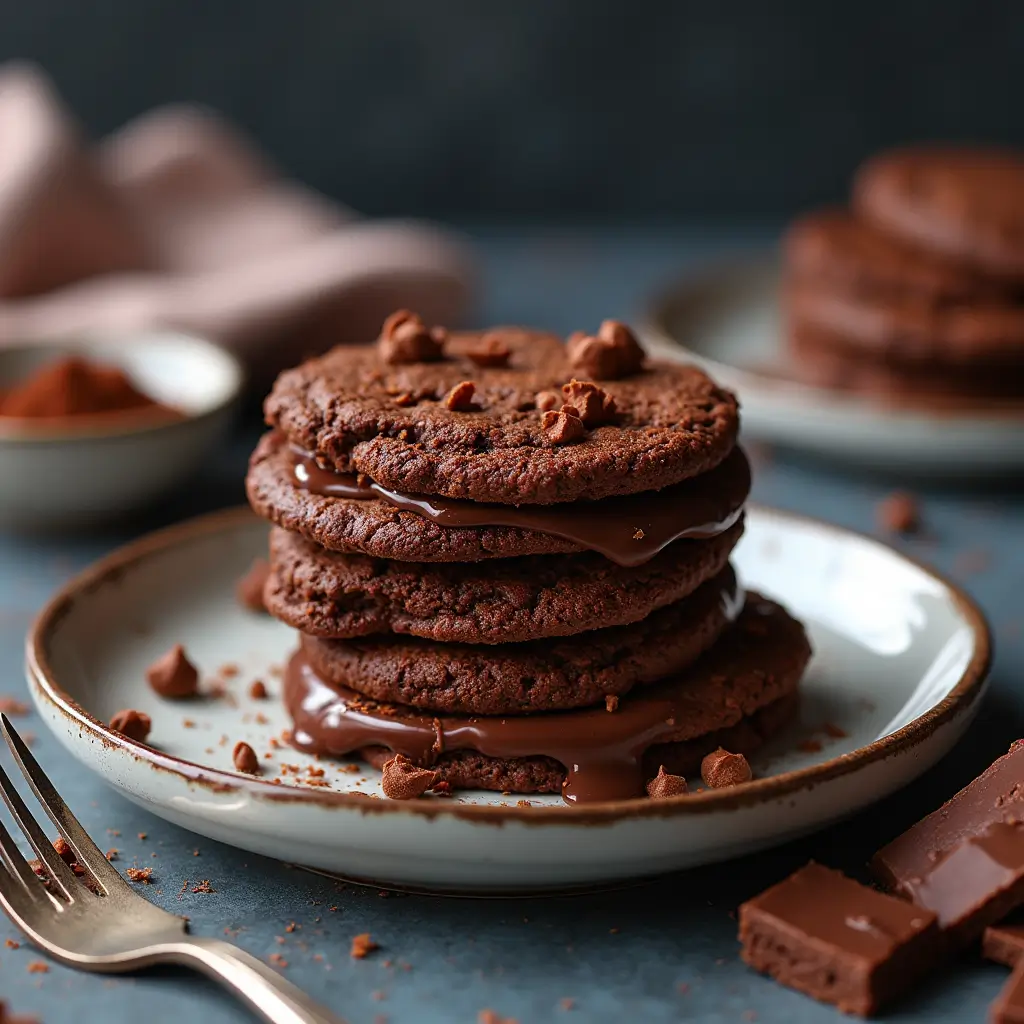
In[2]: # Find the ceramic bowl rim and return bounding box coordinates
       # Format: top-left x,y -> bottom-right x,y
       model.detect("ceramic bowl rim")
0,332 -> 245,443
26,505 -> 991,828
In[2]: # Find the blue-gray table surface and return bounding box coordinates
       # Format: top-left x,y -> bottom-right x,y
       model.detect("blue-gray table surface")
1,226 -> 1021,1023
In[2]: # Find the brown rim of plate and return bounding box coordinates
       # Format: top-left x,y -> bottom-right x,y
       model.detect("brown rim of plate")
25,505 -> 991,828
640,255 -> 1024,418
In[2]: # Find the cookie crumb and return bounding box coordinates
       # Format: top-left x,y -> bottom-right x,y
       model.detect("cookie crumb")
604,695 -> 619,713
646,765 -> 688,799
876,491 -> 919,535
535,390 -> 560,411
26,961 -> 48,973
233,741 -> 261,775
797,738 -> 823,753
268,952 -> 288,968
700,748 -> 751,788
478,1011 -> 517,1024
126,866 -> 154,884
350,933 -> 380,959
632,528 -> 645,540
249,680 -> 268,700
236,558 -> 270,613
381,754 -> 439,800
191,879 -> 216,894
444,380 -> 479,412
109,708 -> 151,743
559,998 -> 575,1011
5,938 -> 20,949
146,644 -> 199,699
0,697 -> 30,716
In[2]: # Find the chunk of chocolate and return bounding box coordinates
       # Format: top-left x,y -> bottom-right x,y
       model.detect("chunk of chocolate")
109,709 -> 151,743
377,310 -> 445,364
872,740 -> 1024,892
232,741 -> 260,775
541,407 -> 587,444
985,921 -> 1024,967
567,320 -> 645,379
991,962 -> 1024,1024
145,644 -> 199,699
561,380 -> 617,427
380,754 -> 438,800
646,766 -> 687,799
465,334 -> 511,368
444,380 -> 479,411
701,747 -> 752,788
901,820 -> 1024,948
739,862 -> 940,1016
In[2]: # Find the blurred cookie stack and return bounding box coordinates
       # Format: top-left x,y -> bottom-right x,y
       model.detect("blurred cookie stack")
783,147 -> 1024,400
246,313 -> 811,803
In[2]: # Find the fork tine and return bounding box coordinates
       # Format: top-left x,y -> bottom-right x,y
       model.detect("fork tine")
0,757 -> 79,899
0,714 -> 128,895
0,814 -> 51,900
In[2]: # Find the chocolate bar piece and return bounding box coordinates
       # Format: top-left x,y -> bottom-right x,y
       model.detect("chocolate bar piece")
873,740 -> 1024,893
738,862 -> 940,1016
986,921 -> 1024,968
901,820 -> 1024,948
991,963 -> 1024,1024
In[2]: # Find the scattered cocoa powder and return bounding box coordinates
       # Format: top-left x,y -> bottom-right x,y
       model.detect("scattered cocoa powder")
109,708 -> 151,743
380,754 -> 438,800
146,644 -> 199,699
646,765 -> 688,799
700,748 -> 752,788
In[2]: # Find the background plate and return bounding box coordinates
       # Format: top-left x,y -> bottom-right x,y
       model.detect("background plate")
27,507 -> 989,893
641,258 -> 1024,476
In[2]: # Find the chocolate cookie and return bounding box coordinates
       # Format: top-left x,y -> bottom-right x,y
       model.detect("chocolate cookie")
784,208 -> 1008,302
247,431 -> 751,563
786,279 -> 1024,367
285,593 -> 811,801
264,520 -> 743,644
299,566 -> 740,714
854,147 -> 1024,281
264,325 -> 739,504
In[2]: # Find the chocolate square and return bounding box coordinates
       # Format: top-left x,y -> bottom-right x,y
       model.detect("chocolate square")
739,862 -> 940,1016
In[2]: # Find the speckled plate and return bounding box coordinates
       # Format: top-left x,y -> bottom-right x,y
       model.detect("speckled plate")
26,507 -> 989,893
640,258 -> 1024,476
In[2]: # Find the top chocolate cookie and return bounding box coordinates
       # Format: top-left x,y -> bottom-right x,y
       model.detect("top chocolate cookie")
265,314 -> 739,504
854,147 -> 1024,281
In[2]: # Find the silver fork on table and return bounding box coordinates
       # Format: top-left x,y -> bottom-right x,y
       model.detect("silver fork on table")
0,713 -> 345,1024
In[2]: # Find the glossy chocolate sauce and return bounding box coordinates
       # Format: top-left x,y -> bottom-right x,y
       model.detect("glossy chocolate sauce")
290,445 -> 749,568
281,589 -> 807,807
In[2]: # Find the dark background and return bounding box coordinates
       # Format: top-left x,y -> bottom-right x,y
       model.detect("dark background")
4,0 -> 1024,219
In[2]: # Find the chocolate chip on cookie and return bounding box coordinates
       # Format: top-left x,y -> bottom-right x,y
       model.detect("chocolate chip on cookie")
377,310 -> 446,364
444,381 -> 479,411
465,333 -> 511,368
567,320 -> 646,379
561,380 -> 617,427
541,407 -> 587,444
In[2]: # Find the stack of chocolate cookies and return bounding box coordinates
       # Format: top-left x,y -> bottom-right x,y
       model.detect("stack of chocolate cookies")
784,146 -> 1024,400
247,312 -> 811,803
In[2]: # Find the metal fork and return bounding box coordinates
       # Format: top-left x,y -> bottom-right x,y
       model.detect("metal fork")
0,714 -> 345,1024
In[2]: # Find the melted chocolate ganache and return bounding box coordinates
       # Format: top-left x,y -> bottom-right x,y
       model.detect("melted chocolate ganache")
285,593 -> 811,804
290,445 -> 750,568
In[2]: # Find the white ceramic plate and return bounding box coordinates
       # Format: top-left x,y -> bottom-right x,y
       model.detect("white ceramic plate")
27,507 -> 989,893
640,258 -> 1024,476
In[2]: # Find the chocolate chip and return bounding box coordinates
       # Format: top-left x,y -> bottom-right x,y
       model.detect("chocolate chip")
236,558 -> 270,613
146,644 -> 199,699
541,408 -> 587,444
701,748 -> 752,788
877,492 -> 920,535
567,320 -> 646,379
561,379 -> 617,426
535,390 -> 560,411
646,765 -> 688,799
249,680 -> 268,700
445,380 -> 479,411
380,754 -> 439,800
233,741 -> 260,774
466,333 -> 511,368
109,709 -> 151,743
378,310 -> 446,364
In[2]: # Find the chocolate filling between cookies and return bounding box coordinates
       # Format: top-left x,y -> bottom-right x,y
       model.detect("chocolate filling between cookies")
289,443 -> 749,568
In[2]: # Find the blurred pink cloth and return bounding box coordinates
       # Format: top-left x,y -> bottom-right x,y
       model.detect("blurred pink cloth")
0,64 -> 474,386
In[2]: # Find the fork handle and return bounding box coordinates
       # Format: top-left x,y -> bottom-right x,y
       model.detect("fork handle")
161,937 -> 346,1024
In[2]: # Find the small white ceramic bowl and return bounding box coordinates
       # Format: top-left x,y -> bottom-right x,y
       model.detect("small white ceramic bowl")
0,332 -> 243,529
